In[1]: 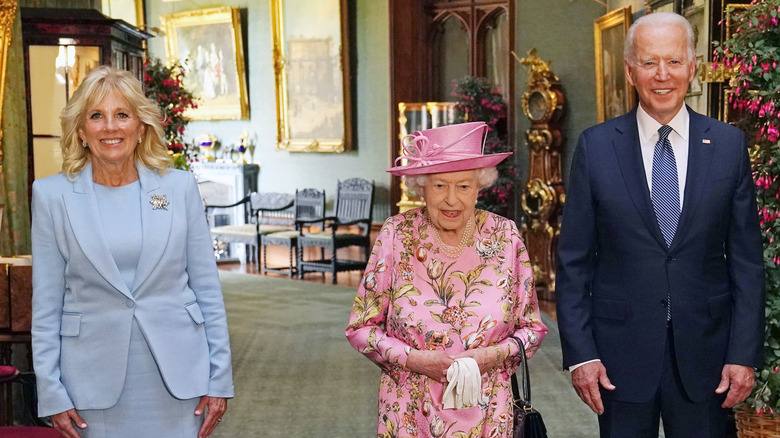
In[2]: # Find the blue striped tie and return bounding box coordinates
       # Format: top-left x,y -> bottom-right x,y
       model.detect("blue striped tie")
651,125 -> 680,248
652,125 -> 678,322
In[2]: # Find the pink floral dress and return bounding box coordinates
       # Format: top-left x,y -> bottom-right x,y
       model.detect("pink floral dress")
346,208 -> 548,438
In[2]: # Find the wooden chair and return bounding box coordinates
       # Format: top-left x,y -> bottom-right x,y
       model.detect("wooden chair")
206,192 -> 295,268
0,366 -> 59,436
260,188 -> 326,277
297,178 -> 374,284
0,429 -> 60,438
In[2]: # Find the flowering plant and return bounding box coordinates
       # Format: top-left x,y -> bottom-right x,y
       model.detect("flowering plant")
714,0 -> 780,414
143,58 -> 198,169
452,76 -> 516,215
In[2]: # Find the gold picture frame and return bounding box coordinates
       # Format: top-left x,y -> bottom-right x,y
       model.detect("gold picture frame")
161,7 -> 249,120
594,7 -> 634,123
726,4 -> 751,41
271,0 -> 352,153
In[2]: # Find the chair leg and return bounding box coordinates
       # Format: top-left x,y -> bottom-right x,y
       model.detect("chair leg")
250,244 -> 257,269
287,243 -> 294,279
297,242 -> 304,279
261,242 -> 267,275
331,247 -> 337,284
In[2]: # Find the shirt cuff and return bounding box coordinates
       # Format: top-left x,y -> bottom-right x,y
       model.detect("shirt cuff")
568,359 -> 601,372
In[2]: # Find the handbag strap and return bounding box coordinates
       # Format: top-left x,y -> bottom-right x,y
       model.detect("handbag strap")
510,336 -> 531,404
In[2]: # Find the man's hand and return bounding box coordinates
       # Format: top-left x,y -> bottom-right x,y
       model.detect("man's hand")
715,364 -> 755,408
571,361 -> 615,415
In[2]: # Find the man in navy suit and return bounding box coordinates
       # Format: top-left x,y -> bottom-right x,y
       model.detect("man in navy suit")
556,12 -> 764,437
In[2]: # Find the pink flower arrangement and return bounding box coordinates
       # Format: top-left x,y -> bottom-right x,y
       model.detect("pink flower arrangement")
452,76 -> 515,216
713,0 -> 780,415
143,58 -> 198,169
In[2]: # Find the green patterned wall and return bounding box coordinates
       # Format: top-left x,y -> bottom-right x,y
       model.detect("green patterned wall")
514,2 -> 605,188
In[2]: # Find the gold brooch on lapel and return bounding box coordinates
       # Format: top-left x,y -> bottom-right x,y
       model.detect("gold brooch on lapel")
150,194 -> 169,210
702,139 -> 711,144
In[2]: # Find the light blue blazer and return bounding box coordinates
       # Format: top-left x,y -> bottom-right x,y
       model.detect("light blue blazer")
31,163 -> 234,417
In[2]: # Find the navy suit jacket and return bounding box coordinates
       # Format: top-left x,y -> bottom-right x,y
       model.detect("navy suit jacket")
555,107 -> 764,403
31,164 -> 234,417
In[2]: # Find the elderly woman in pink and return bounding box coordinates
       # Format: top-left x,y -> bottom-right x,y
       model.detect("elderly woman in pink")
346,122 -> 547,438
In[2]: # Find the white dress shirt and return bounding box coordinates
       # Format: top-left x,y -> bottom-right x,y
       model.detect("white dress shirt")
637,104 -> 689,207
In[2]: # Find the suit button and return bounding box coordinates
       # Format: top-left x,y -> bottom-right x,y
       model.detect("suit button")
667,257 -> 676,263
125,299 -> 134,308
660,299 -> 668,308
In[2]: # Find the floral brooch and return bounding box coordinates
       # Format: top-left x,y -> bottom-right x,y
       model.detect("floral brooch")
150,194 -> 169,210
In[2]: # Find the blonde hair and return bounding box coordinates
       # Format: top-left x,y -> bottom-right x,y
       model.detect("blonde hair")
60,66 -> 172,179
404,167 -> 498,198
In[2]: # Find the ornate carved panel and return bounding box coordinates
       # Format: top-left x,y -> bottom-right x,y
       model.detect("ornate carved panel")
517,49 -> 565,301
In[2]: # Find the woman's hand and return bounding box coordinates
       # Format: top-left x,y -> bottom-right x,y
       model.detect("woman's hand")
51,408 -> 87,438
405,349 -> 455,382
454,347 -> 503,374
195,396 -> 228,438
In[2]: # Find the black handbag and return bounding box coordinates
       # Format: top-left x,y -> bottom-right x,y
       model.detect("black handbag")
510,337 -> 548,438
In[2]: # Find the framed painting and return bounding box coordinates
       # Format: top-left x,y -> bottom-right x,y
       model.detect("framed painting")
687,55 -> 704,97
594,7 -> 634,123
161,7 -> 249,120
271,0 -> 352,153
101,0 -> 144,27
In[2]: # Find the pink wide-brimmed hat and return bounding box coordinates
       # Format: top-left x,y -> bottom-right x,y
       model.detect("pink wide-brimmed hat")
387,122 -> 512,176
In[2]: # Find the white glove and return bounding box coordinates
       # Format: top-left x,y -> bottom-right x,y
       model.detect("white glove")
442,357 -> 483,409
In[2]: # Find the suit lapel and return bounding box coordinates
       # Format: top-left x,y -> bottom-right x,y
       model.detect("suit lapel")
612,110 -> 668,248
132,166 -> 172,293
670,109 -> 714,251
63,164 -> 132,298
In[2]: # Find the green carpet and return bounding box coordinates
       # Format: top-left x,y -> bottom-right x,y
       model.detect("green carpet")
214,271 -> 596,437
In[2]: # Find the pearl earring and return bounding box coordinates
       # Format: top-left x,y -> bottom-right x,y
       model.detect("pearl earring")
137,138 -> 141,144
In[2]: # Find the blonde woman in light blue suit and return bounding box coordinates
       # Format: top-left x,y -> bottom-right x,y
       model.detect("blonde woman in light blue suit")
31,66 -> 233,438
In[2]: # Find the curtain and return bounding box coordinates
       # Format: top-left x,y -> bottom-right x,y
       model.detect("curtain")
0,10 -> 31,255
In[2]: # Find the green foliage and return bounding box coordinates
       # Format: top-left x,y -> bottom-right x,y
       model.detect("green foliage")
451,76 -> 516,215
714,0 -> 780,414
143,58 -> 198,170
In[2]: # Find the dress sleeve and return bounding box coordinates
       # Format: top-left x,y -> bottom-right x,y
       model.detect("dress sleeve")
345,218 -> 412,382
496,220 -> 548,369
